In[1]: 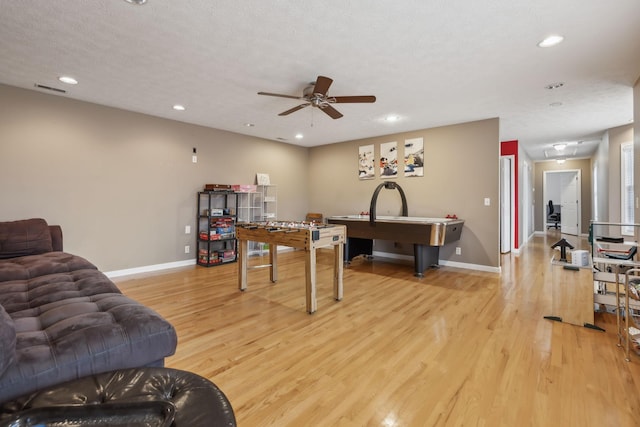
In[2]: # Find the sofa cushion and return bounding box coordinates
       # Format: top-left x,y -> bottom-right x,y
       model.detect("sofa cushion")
0,252 -> 114,312
0,219 -> 53,260
0,252 -> 177,403
0,293 -> 177,402
0,304 -> 16,377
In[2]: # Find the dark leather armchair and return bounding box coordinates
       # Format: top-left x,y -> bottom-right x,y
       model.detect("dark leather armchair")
0,368 -> 236,427
547,200 -> 560,229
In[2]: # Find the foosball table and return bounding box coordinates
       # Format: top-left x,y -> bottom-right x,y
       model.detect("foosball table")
236,221 -> 346,314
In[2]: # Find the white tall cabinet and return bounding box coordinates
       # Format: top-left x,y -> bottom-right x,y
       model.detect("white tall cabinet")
236,185 -> 277,255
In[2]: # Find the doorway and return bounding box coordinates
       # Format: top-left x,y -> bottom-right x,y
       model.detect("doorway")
500,156 -> 515,253
543,169 -> 582,235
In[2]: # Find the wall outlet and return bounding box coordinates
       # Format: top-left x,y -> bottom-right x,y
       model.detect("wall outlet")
455,247 -> 462,255
484,197 -> 490,206
184,245 -> 190,254
185,225 -> 191,234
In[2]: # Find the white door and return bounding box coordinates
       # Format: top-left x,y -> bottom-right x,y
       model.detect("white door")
560,171 -> 580,235
500,157 -> 512,253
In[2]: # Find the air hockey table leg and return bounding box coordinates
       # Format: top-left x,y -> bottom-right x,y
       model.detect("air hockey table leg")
413,244 -> 440,277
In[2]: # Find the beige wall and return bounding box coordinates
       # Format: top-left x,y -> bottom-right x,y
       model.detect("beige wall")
308,118 -> 501,268
606,124 -> 634,222
0,84 -> 309,271
533,159 -> 592,234
0,84 -> 503,270
591,131 -> 610,222
635,77 -> 640,238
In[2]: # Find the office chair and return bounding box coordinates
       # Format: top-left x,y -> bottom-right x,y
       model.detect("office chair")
547,200 -> 560,229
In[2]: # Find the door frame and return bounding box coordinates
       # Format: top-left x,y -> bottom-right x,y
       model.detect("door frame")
543,169 -> 582,235
500,156 -> 515,253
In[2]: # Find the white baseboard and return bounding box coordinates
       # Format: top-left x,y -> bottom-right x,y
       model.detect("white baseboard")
439,260 -> 501,273
105,259 -> 196,278
106,246 -> 500,279
371,250 -> 501,274
105,246 -> 296,279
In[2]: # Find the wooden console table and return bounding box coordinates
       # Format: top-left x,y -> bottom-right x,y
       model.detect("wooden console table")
236,222 -> 346,314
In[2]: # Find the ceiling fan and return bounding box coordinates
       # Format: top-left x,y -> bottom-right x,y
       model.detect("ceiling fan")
258,75 -> 376,119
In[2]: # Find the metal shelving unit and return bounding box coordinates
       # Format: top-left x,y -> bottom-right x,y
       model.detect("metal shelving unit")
197,191 -> 238,267
590,221 -> 640,360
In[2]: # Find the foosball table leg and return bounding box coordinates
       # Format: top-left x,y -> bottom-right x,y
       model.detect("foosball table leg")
238,239 -> 248,291
305,248 -> 317,314
269,243 -> 277,282
334,243 -> 344,301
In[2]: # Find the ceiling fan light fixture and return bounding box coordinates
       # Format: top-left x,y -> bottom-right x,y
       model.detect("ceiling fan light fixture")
538,35 -> 564,48
258,75 -> 375,120
553,143 -> 566,151
545,82 -> 564,90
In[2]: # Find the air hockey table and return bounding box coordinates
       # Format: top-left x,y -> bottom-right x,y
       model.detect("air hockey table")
327,214 -> 464,277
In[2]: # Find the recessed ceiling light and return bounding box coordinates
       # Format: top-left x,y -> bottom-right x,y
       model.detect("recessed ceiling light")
385,115 -> 400,122
58,76 -> 78,85
295,133 -> 304,139
124,0 -> 147,4
245,123 -> 255,127
545,82 -> 564,90
538,35 -> 564,48
172,104 -> 185,111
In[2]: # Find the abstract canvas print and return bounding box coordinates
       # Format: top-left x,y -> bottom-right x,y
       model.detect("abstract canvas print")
380,141 -> 398,178
404,138 -> 424,177
358,144 -> 375,180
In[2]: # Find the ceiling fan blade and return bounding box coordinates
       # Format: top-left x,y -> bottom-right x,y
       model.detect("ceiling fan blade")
332,95 -> 376,103
278,103 -> 310,116
313,76 -> 333,96
320,104 -> 343,119
258,92 -> 305,100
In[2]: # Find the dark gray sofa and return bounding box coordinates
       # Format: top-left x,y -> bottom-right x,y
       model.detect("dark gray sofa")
0,218 -> 178,403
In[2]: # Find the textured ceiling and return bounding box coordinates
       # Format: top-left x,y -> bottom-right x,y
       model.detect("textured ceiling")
1,0 -> 639,161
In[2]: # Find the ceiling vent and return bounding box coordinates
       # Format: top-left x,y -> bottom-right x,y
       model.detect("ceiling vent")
34,84 -> 66,94
544,147 -> 577,158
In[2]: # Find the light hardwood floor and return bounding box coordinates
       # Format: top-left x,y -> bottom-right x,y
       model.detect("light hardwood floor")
115,233 -> 640,426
